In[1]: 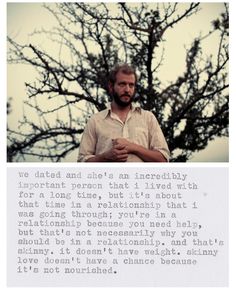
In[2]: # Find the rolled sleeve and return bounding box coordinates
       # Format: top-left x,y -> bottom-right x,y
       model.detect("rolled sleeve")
148,112 -> 170,161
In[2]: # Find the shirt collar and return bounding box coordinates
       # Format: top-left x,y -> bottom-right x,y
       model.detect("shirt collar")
101,102 -> 141,119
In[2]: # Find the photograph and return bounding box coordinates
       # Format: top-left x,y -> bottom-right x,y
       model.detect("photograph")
7,2 -> 229,163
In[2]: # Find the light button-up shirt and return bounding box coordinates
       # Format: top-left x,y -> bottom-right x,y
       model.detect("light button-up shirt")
78,103 -> 170,162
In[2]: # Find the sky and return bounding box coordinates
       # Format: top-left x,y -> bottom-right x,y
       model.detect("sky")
7,2 -> 229,162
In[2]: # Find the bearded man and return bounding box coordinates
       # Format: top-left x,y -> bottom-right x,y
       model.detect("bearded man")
78,64 -> 170,162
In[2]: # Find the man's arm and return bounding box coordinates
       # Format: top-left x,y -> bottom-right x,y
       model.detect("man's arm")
113,138 -> 167,162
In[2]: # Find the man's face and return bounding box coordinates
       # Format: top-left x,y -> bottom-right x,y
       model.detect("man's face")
110,71 -> 136,107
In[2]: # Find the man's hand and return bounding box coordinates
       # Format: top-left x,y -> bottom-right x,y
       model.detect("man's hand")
104,143 -> 129,162
85,142 -> 128,162
112,138 -> 134,153
113,137 -> 167,162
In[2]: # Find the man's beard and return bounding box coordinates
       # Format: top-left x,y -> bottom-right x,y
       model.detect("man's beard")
112,91 -> 134,107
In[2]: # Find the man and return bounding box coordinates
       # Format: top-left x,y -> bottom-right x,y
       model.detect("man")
78,64 -> 170,162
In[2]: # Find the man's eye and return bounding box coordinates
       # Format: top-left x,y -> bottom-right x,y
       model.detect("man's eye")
119,83 -> 134,88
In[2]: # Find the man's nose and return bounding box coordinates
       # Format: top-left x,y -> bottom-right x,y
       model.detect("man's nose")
124,84 -> 131,92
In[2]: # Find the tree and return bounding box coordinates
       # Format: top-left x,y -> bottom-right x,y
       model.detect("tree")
7,2 -> 229,162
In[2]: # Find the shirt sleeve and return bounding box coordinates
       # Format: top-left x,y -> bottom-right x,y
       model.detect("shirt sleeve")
77,117 -> 97,162
148,112 -> 170,161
